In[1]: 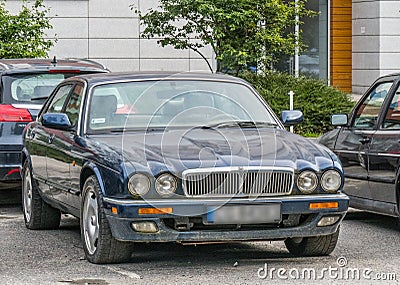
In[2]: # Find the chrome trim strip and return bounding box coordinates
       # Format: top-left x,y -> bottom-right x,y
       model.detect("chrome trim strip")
0,164 -> 20,168
336,150 -> 366,155
102,193 -> 348,205
76,81 -> 88,136
373,153 -> 400,157
11,104 -> 42,110
181,166 -> 294,175
82,76 -> 284,134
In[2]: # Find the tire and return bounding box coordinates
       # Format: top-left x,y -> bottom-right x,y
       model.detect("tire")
284,228 -> 340,256
22,161 -> 61,230
81,175 -> 133,264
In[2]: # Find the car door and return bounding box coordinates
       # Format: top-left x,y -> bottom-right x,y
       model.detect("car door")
42,84 -> 75,202
334,80 -> 394,200
61,83 -> 85,209
27,122 -> 51,195
368,79 -> 400,210
30,84 -> 74,195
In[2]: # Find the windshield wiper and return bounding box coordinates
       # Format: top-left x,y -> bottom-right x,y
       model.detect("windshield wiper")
108,126 -> 167,133
200,120 -> 278,129
30,96 -> 49,101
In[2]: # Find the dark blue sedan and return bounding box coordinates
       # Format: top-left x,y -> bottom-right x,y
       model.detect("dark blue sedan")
22,72 -> 349,263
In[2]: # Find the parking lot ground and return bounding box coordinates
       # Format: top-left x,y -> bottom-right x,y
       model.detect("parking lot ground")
0,194 -> 399,285
0,188 -> 21,205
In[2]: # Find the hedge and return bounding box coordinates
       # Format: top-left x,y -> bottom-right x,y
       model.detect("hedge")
240,72 -> 355,136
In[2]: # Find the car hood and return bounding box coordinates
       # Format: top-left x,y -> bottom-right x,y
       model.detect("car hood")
90,127 -> 335,175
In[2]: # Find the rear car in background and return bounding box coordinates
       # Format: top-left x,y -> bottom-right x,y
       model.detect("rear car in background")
0,58 -> 109,192
318,73 -> 400,226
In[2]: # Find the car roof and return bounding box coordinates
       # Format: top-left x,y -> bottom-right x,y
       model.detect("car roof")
375,73 -> 400,80
68,71 -> 249,86
0,58 -> 108,74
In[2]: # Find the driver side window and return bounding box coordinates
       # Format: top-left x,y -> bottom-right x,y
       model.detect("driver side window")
353,81 -> 393,129
382,84 -> 400,129
46,84 -> 74,114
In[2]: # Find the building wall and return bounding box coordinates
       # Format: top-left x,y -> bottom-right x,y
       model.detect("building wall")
5,0 -> 214,73
353,0 -> 400,96
6,0 -> 400,97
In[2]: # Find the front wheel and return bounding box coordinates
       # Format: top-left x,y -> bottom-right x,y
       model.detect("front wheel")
81,175 -> 133,264
284,228 -> 340,256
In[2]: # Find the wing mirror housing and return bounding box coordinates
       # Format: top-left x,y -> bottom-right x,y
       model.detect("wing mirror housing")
41,113 -> 73,130
331,114 -> 348,126
281,110 -> 304,126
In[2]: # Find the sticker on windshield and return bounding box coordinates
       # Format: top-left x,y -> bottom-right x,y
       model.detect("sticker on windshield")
91,118 -> 106,124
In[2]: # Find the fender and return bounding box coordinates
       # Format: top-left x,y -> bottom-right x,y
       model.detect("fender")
20,147 -> 31,173
80,161 -> 106,196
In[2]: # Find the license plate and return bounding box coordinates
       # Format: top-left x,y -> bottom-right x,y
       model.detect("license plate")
206,204 -> 281,224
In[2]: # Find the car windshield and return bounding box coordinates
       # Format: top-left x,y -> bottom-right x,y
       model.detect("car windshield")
2,73 -> 79,104
87,80 -> 277,132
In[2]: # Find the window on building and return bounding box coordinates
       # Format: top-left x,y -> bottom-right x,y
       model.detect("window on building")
273,0 -> 328,80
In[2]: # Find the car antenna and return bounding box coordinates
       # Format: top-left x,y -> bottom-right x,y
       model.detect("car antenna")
51,56 -> 57,66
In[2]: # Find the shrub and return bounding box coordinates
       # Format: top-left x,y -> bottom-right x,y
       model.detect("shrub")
240,72 -> 355,136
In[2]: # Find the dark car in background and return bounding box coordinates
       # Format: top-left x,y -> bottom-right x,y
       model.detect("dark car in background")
0,58 -> 108,192
318,73 -> 400,224
22,72 -> 348,263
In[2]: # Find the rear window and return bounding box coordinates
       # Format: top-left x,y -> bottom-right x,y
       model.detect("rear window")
1,73 -> 79,104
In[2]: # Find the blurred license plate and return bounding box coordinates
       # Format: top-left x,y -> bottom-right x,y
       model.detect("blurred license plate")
206,204 -> 281,224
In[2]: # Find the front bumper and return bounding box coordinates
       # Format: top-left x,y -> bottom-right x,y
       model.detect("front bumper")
103,194 -> 349,243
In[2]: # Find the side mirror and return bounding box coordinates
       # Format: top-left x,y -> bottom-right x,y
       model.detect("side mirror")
281,110 -> 304,126
331,114 -> 348,126
41,113 -> 73,130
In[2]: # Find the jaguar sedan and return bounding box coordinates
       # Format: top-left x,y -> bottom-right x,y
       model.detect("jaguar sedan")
22,72 -> 349,263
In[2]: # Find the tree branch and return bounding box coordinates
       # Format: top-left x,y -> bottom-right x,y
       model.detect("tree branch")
190,46 -> 213,73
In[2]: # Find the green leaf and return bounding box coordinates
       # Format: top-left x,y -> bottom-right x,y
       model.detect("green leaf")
0,0 -> 55,58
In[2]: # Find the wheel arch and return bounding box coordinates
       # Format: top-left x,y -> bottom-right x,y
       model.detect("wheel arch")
80,162 -> 106,196
21,147 -> 31,168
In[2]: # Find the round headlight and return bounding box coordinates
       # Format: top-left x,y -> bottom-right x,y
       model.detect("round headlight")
128,173 -> 150,196
321,170 -> 342,193
297,171 -> 318,194
155,173 -> 177,197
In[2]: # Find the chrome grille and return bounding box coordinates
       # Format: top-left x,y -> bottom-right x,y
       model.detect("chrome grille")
182,167 -> 294,197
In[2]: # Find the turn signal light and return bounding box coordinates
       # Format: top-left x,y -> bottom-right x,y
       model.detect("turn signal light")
138,207 -> 172,215
309,202 -> 339,209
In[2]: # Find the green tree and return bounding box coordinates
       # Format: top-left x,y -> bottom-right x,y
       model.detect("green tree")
0,0 -> 55,58
134,0 -> 313,75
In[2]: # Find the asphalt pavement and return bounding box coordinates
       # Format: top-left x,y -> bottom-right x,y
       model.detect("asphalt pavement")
0,193 -> 399,285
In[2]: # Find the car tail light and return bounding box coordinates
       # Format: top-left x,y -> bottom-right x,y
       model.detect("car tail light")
7,168 -> 20,175
0,105 -> 33,122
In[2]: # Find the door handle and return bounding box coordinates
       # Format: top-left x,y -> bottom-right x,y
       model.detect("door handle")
48,134 -> 55,144
359,137 -> 371,144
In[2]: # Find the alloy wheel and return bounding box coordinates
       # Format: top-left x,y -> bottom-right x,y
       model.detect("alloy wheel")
23,167 -> 33,223
83,187 -> 100,255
